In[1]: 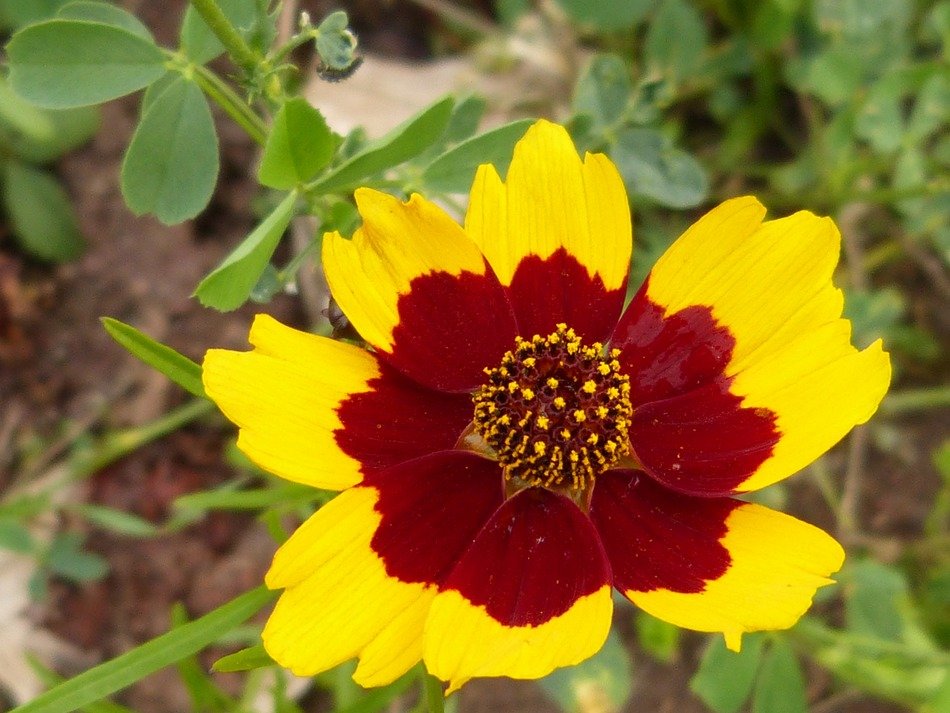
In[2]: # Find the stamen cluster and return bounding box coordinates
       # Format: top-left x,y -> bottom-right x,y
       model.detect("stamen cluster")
472,324 -> 633,491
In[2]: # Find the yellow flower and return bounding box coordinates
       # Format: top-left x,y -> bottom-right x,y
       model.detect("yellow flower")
203,120 -> 891,693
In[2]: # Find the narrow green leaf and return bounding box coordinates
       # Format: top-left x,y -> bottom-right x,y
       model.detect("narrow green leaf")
101,317 -> 205,397
6,20 -> 166,108
179,0 -> 258,64
10,586 -> 274,713
2,160 -> 84,262
689,634 -> 765,713
310,97 -> 454,193
612,127 -> 707,208
212,644 -> 274,672
26,658 -> 138,713
120,75 -> 219,224
56,2 -> 152,40
71,504 -> 159,537
334,668 -> 417,713
422,118 -> 533,193
258,98 -> 338,189
751,640 -> 808,713
194,191 -> 297,311
174,482 -> 323,512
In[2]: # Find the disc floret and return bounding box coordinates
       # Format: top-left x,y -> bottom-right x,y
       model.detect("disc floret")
472,324 -> 633,491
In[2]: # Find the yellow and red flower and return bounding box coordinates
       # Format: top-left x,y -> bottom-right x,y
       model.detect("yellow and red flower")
202,121 -> 891,692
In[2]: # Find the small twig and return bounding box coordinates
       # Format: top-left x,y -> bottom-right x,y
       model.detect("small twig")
837,202 -> 871,292
880,385 -> 950,415
811,689 -> 864,713
898,231 -> 950,299
838,425 -> 868,541
406,0 -> 497,36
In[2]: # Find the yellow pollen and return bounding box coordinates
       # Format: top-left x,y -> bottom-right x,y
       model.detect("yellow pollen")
469,324 -> 633,492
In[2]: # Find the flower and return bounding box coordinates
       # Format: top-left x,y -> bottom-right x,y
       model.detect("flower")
202,120 -> 891,693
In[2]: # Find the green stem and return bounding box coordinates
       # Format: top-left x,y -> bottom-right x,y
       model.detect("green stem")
188,0 -> 259,71
880,385 -> 950,416
73,399 -> 215,479
792,617 -> 950,665
192,64 -> 267,145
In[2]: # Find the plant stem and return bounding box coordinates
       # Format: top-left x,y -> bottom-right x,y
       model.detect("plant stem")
192,64 -> 268,145
73,399 -> 215,479
188,0 -> 259,71
881,385 -> 950,415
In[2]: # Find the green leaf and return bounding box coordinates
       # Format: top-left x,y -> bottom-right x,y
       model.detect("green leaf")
844,558 -> 908,641
611,127 -> 707,208
259,98 -> 339,189
442,94 -> 486,144
751,639 -> 808,713
46,533 -> 109,582
12,586 -> 274,713
644,0 -> 708,84
689,634 -> 765,713
101,317 -> 205,398
6,20 -> 166,108
315,11 -> 357,70
813,0 -> 913,41
0,518 -> 35,554
573,53 -> 632,128
120,75 -> 219,224
554,0 -> 653,31
0,0 -> 72,29
0,75 -> 56,142
855,74 -> 905,154
7,102 -> 100,165
421,118 -> 533,193
843,287 -> 905,348
212,644 -> 275,672
333,668 -> 418,713
310,97 -> 454,193
194,191 -> 297,311
71,504 -> 159,537
56,2 -> 152,40
635,610 -> 681,663
179,0 -> 258,64
2,160 -> 84,262
539,629 -> 632,712
907,72 -> 950,143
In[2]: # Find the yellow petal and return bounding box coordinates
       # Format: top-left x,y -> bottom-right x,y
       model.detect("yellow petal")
464,119 -> 631,291
202,314 -> 380,490
627,502 -> 844,645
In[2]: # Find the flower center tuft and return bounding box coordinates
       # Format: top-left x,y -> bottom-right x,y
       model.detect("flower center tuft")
472,323 -> 633,491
